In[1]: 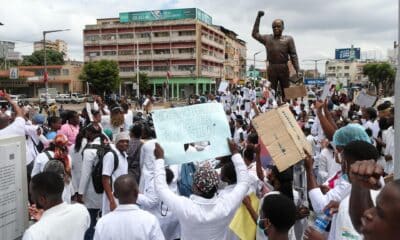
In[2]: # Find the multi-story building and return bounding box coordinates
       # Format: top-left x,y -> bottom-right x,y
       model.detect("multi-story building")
0,41 -> 15,58
0,62 -> 83,96
217,26 -> 246,84
34,39 -> 68,59
83,8 -> 240,98
325,60 -> 369,85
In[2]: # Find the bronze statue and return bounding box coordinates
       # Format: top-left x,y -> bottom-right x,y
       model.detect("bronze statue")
252,10 -> 299,100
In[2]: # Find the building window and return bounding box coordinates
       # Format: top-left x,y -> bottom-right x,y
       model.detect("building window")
62,69 -> 69,76
139,49 -> 151,55
176,65 -> 195,71
120,67 -> 135,72
178,31 -> 195,36
103,51 -> 117,56
88,52 -> 100,57
154,49 -> 170,55
119,50 -> 133,55
119,33 -> 134,39
154,32 -> 169,37
102,34 -> 116,40
328,66 -> 335,70
344,73 -> 350,77
344,66 -> 350,70
85,35 -> 100,41
138,32 -> 151,38
178,48 -> 195,54
139,66 -> 152,71
154,66 -> 169,71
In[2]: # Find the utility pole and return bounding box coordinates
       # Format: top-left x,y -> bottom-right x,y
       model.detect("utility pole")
253,51 -> 262,86
43,29 -> 70,105
303,59 -> 328,78
394,0 -> 400,180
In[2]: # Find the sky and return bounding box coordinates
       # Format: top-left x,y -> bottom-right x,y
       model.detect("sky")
0,0 -> 397,72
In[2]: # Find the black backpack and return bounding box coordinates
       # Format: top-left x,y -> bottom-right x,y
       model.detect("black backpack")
84,143 -> 119,194
31,136 -> 44,154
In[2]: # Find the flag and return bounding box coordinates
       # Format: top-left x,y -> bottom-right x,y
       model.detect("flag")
44,71 -> 48,83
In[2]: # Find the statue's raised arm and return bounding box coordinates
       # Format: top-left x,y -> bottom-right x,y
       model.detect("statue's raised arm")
252,11 -> 266,45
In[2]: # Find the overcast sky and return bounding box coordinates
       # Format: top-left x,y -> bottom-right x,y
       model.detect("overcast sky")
0,0 -> 396,71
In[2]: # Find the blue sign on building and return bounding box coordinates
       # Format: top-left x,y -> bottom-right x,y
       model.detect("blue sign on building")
335,48 -> 361,60
304,78 -> 326,86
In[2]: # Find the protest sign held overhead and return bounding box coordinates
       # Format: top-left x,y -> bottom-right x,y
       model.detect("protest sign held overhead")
152,103 -> 231,165
252,105 -> 312,172
354,90 -> 377,108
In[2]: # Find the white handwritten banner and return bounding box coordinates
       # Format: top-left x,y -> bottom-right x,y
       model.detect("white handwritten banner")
152,103 -> 231,165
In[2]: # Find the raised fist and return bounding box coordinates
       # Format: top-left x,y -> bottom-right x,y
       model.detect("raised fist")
258,11 -> 265,17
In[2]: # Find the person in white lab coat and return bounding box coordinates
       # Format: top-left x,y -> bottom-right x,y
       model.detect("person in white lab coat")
23,172 -> 90,240
94,174 -> 165,240
153,139 -> 250,240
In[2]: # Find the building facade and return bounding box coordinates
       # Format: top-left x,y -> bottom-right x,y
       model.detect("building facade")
0,62 -> 83,96
34,39 -> 68,59
217,26 -> 246,84
83,8 -> 245,98
325,60 -> 368,85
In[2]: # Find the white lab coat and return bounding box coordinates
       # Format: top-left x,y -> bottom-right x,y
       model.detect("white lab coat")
154,154 -> 250,240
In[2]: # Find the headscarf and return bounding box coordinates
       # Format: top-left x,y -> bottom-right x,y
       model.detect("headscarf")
332,123 -> 371,147
193,165 -> 220,194
53,134 -> 71,178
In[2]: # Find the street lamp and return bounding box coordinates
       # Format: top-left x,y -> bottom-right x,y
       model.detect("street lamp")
43,28 -> 70,105
253,51 -> 263,86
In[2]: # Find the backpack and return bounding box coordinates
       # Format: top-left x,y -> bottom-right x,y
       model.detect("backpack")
177,162 -> 196,197
31,136 -> 44,154
43,150 -> 59,170
84,143 -> 119,194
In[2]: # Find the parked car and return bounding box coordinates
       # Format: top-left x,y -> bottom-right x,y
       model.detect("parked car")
39,94 -> 56,105
71,93 -> 85,104
56,94 -> 72,104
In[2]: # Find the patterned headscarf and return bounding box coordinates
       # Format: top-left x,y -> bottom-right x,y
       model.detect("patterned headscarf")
193,165 -> 220,194
53,134 -> 71,178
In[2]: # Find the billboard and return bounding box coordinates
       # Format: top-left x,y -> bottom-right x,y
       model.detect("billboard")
335,48 -> 361,60
119,8 -> 212,25
304,78 -> 326,86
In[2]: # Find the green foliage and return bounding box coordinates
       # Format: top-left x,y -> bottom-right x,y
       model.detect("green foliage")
363,62 -> 395,96
21,50 -> 64,66
79,60 -> 120,95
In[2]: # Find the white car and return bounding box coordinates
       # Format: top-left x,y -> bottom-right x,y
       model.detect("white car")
71,93 -> 85,104
40,94 -> 56,105
56,94 -> 71,103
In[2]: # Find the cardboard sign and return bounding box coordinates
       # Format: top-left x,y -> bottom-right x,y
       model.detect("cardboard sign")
252,105 -> 312,172
354,91 -> 377,108
284,85 -> 307,99
153,103 -> 231,165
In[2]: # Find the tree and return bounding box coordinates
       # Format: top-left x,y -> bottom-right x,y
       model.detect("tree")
138,72 -> 151,94
79,60 -> 120,95
21,50 -> 64,66
363,62 -> 395,96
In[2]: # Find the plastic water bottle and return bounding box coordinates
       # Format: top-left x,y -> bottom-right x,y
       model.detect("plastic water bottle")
313,209 -> 332,233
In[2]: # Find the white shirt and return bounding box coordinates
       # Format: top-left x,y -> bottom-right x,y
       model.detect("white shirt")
22,202 -> 90,240
0,116 -> 25,136
154,154 -> 250,240
328,186 -> 382,240
318,148 -> 341,183
25,124 -> 40,165
78,137 -> 103,209
94,204 -> 165,240
383,126 -> 394,174
233,127 -> 246,146
363,120 -> 380,139
139,139 -> 157,194
70,139 -> 87,194
124,110 -> 133,132
102,146 -> 128,215
308,175 -> 351,214
101,115 -> 123,138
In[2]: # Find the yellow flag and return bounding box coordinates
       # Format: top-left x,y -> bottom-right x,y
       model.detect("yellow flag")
229,193 -> 260,240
